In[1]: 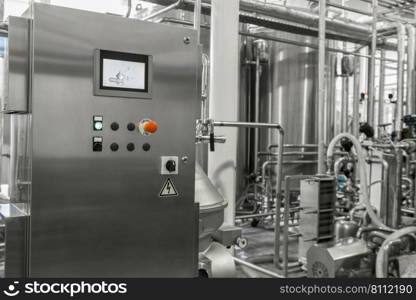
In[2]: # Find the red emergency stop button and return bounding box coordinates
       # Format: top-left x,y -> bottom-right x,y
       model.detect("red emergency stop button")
138,119 -> 158,136
143,120 -> 158,133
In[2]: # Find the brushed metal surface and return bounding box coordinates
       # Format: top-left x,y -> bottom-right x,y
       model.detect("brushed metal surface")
266,33 -> 319,176
29,4 -> 199,277
2,17 -> 30,113
0,203 -> 28,278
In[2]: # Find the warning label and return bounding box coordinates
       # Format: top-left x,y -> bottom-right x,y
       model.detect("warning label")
159,178 -> 178,197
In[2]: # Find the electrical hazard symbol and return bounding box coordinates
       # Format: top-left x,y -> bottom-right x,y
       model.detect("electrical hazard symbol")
159,178 -> 179,197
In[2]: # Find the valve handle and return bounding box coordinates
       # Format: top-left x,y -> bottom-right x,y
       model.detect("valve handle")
209,133 -> 215,152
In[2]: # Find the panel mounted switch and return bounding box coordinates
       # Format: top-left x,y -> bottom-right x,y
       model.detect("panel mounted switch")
93,136 -> 103,152
161,156 -> 179,175
93,115 -> 103,131
166,160 -> 176,172
138,119 -> 158,136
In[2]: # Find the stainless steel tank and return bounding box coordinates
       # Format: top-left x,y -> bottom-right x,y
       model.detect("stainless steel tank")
238,31 -> 337,194
261,32 -> 336,175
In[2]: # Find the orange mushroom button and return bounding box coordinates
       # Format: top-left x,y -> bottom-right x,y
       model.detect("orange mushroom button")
143,120 -> 158,133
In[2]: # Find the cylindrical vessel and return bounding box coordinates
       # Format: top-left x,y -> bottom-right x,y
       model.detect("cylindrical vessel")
241,31 -> 337,182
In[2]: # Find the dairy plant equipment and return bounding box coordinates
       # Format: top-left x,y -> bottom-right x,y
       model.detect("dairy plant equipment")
138,0 -> 416,279
0,3 -> 200,277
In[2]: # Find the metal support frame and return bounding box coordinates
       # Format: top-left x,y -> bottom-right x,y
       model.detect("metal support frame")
406,25 -> 415,115
367,0 -> 378,127
193,0 -> 202,44
394,23 -> 406,140
378,49 -> 386,137
352,55 -> 361,137
212,121 -> 284,270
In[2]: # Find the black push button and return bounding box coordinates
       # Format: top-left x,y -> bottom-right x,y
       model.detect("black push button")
127,143 -> 135,152
111,122 -> 119,131
127,123 -> 136,131
110,143 -> 119,152
93,142 -> 102,152
166,160 -> 176,172
142,143 -> 151,152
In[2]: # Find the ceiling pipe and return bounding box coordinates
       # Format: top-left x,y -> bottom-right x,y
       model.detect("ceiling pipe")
141,0 -> 396,47
141,0 -> 183,21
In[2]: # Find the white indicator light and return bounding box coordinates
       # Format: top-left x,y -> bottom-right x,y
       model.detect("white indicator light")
94,122 -> 103,131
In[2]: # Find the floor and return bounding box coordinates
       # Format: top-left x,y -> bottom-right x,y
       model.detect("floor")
235,226 -> 304,278
235,226 -> 416,278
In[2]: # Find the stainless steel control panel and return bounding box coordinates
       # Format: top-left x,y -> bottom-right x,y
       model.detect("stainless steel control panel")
4,4 -> 200,277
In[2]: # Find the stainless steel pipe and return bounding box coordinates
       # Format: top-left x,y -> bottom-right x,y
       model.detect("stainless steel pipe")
253,46 -> 261,175
143,0 -> 391,45
394,23 -> 406,140
214,121 -> 284,269
142,0 -> 183,20
352,55 -> 361,137
239,32 -> 397,63
233,257 -> 283,278
317,0 -> 326,175
193,0 -> 202,44
375,226 -> 416,278
367,0 -> 378,127
406,25 -> 416,115
378,49 -> 386,137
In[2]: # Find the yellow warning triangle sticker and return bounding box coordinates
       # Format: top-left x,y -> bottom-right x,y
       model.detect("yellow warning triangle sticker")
159,178 -> 179,197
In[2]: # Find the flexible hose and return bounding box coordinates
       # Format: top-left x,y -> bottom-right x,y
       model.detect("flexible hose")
327,133 -> 392,231
125,0 -> 132,17
375,226 -> 416,278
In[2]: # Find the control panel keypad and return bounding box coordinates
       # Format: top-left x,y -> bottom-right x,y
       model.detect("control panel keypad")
91,116 -> 157,153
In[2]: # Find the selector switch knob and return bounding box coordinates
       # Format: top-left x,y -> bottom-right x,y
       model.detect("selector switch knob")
165,160 -> 176,173
160,156 -> 179,175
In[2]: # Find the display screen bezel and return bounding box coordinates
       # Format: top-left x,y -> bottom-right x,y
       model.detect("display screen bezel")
99,50 -> 149,93
93,49 -> 153,99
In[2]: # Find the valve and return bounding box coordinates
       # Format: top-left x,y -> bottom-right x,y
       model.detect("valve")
195,119 -> 226,151
236,237 -> 248,249
340,137 -> 353,152
359,122 -> 375,138
209,132 -> 215,152
388,93 -> 395,104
